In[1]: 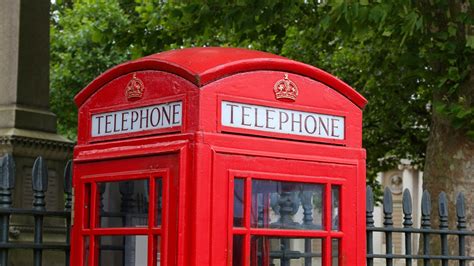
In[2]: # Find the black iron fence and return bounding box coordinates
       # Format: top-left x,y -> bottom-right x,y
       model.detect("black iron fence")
0,154 -> 72,266
367,186 -> 474,266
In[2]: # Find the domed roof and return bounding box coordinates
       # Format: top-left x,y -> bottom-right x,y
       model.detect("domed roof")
75,47 -> 367,108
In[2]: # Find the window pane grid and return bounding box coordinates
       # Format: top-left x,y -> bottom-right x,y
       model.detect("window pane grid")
82,174 -> 165,266
233,176 -> 342,266
250,237 -> 323,266
234,178 -> 326,230
86,176 -> 163,230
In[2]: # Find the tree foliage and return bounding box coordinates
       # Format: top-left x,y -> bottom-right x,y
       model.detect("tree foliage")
50,0 -> 473,192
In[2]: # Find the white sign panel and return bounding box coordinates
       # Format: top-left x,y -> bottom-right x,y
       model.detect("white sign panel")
221,101 -> 344,140
91,101 -> 182,137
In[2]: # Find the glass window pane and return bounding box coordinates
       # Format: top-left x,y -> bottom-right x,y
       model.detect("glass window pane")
97,235 -> 148,266
332,239 -> 339,266
251,180 -> 323,229
234,179 -> 245,227
232,235 -> 244,266
97,179 -> 148,228
155,178 -> 163,226
331,186 -> 340,231
83,236 -> 89,266
250,237 -> 322,266
84,183 -> 91,229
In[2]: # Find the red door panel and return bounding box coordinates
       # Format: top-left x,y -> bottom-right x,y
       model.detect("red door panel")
72,153 -> 181,266
210,152 -> 358,266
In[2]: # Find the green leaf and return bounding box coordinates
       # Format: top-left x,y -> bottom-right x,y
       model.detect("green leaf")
466,35 -> 474,49
382,30 -> 392,36
91,29 -> 103,43
447,23 -> 457,37
456,108 -> 472,119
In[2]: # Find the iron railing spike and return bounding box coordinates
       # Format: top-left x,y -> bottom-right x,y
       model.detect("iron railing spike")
456,192 -> 466,219
63,160 -> 72,194
402,189 -> 413,266
383,187 -> 393,215
382,187 -> 394,265
31,157 -> 48,264
366,186 -> 374,213
456,192 -> 467,230
420,190 -> 432,265
438,191 -> 449,265
366,185 -> 375,266
32,156 -> 48,192
64,160 -> 73,211
0,154 -> 14,266
366,186 -> 375,229
0,154 -> 15,190
455,192 -> 467,266
421,190 -> 431,216
402,189 -> 413,230
402,189 -> 412,215
438,192 -> 449,220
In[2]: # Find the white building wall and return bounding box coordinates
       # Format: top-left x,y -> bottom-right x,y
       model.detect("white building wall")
372,162 -> 423,266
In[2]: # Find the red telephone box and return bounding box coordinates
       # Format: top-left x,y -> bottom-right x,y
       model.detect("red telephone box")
71,47 -> 367,266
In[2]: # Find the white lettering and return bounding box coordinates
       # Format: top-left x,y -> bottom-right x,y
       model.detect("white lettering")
91,101 -> 182,137
221,101 -> 344,140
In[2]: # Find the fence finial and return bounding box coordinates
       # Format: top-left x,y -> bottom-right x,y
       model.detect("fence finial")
64,160 -> 73,211
456,192 -> 466,230
438,192 -> 448,229
402,189 -> 413,227
383,187 -> 393,227
0,154 -> 15,266
383,187 -> 393,213
32,156 -> 48,192
366,186 -> 374,212
32,156 -> 48,210
0,154 -> 15,190
366,186 -> 374,227
421,190 -> 431,221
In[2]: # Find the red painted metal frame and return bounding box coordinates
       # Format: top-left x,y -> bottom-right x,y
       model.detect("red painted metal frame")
81,170 -> 167,266
202,138 -> 364,265
228,170 -> 346,266
71,139 -> 189,266
212,152 -> 356,266
76,168 -> 168,265
72,47 -> 367,266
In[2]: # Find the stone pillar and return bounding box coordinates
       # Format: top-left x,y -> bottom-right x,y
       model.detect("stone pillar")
0,0 -> 73,206
0,1 -> 73,265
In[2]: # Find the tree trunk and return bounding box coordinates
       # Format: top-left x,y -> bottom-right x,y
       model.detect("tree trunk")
423,70 -> 474,264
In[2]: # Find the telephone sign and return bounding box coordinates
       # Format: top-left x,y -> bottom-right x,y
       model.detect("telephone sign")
221,101 -> 345,140
91,101 -> 183,137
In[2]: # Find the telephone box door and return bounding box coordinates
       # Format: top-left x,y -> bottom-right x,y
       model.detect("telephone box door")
210,152 -> 362,266
72,152 -> 182,266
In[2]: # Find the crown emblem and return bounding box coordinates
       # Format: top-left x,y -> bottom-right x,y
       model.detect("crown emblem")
273,74 -> 298,102
125,73 -> 145,100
